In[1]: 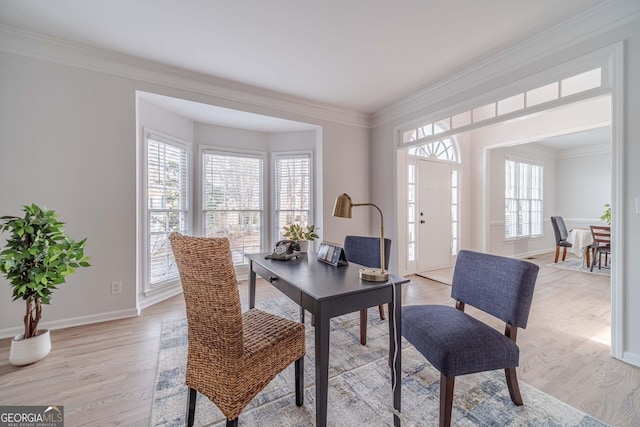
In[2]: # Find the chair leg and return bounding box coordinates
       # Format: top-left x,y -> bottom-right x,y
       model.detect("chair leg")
295,357 -> 304,406
378,304 -> 385,320
359,309 -> 367,345
186,387 -> 197,427
226,418 -> 238,427
505,367 -> 523,406
439,373 -> 454,427
562,246 -> 567,261
554,246 -> 560,263
591,251 -> 596,272
586,249 -> 591,268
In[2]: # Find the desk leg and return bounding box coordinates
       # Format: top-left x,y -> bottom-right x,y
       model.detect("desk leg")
389,284 -> 402,427
248,262 -> 256,309
315,310 -> 330,427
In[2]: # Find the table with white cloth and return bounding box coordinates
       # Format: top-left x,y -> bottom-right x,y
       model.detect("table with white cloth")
567,228 -> 593,266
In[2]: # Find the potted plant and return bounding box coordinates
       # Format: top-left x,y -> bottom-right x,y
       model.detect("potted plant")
600,203 -> 611,226
0,204 -> 90,365
283,223 -> 319,253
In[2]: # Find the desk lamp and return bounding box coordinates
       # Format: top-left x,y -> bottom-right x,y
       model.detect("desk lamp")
332,193 -> 389,282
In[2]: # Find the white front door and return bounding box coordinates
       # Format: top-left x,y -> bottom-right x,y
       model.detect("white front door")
417,160 -> 452,272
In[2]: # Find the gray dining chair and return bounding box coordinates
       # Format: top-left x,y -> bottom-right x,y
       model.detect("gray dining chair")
402,250 -> 539,427
344,235 -> 392,345
551,216 -> 572,263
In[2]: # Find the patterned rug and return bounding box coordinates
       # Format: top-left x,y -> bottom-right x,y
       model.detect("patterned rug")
150,298 -> 608,427
547,258 -> 610,277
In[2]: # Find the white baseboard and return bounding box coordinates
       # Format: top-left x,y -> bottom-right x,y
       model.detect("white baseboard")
513,248 -> 554,259
0,308 -> 140,340
138,283 -> 183,310
622,350 -> 640,368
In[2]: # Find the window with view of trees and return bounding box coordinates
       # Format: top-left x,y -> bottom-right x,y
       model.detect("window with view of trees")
146,133 -> 189,288
505,158 -> 543,239
274,153 -> 312,241
202,151 -> 264,267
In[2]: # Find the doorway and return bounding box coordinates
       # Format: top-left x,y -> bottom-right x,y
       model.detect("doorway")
417,160 -> 453,272
394,43 -> 623,361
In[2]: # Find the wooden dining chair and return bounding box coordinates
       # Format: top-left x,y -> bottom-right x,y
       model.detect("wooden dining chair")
590,225 -> 611,272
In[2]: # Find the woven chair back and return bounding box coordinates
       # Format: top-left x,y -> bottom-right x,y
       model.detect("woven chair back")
169,233 -> 244,359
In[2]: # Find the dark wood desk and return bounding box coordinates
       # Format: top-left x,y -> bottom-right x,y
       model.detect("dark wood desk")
246,252 -> 409,427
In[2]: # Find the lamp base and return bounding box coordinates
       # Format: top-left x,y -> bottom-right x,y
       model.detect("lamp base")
359,268 -> 389,282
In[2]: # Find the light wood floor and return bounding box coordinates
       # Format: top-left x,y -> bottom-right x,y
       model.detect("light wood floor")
0,252 -> 638,426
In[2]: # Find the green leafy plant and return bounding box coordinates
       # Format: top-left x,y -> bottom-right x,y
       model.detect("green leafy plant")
283,223 -> 319,242
600,203 -> 611,226
0,204 -> 90,339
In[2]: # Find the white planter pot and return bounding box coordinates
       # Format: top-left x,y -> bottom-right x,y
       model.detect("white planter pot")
9,329 -> 51,366
298,240 -> 309,253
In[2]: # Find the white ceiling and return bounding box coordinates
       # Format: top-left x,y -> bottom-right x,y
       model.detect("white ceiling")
535,126 -> 611,151
0,0 -> 605,114
138,92 -> 320,132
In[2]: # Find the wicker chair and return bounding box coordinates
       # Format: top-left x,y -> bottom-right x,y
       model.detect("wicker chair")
169,233 -> 306,427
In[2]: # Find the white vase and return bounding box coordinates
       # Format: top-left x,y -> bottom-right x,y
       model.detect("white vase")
298,240 -> 309,253
9,329 -> 51,366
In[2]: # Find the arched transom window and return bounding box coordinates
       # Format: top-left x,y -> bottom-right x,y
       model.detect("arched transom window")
406,123 -> 459,162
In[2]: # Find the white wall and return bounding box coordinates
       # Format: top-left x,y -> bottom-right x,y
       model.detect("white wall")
0,48 -> 370,337
556,146 -> 612,222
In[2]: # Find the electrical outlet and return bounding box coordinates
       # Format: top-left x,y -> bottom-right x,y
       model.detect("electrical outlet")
111,281 -> 122,295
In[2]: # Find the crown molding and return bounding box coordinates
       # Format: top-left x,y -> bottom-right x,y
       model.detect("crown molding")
0,24 -> 370,129
372,0 -> 640,128
555,144 -> 612,159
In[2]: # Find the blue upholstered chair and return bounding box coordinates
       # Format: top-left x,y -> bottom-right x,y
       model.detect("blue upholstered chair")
551,216 -> 572,263
344,235 -> 391,345
402,250 -> 539,427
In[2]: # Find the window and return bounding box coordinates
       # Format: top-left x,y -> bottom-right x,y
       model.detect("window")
505,158 -> 543,239
407,163 -> 416,262
400,67 -> 603,147
451,169 -> 459,254
406,122 -> 459,162
274,153 -> 312,240
202,151 -> 264,267
145,132 -> 189,288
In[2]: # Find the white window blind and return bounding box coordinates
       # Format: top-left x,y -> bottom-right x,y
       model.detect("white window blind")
202,151 -> 263,267
146,134 -> 189,287
275,154 -> 311,239
505,158 -> 543,239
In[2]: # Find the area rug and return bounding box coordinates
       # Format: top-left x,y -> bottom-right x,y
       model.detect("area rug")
415,267 -> 454,285
150,298 -> 607,427
547,258 -> 610,277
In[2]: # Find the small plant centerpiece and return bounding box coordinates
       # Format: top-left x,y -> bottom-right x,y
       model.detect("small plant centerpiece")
600,203 -> 611,226
283,223 -> 319,253
0,204 -> 90,365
